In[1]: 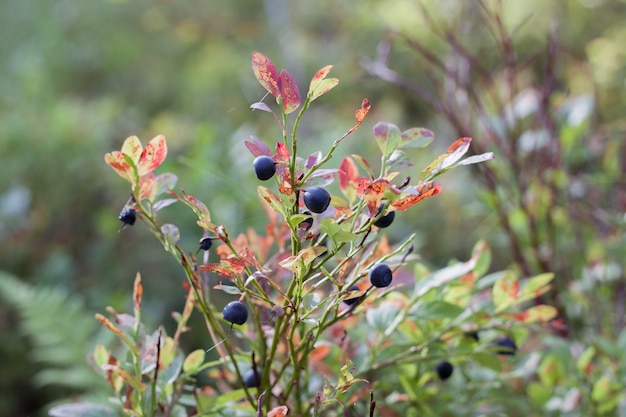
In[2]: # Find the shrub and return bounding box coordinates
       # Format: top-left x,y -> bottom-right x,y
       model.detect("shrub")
50,52 -> 556,417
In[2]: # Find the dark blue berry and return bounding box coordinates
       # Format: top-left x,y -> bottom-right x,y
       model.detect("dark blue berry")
119,207 -> 136,226
243,368 -> 260,388
373,203 -> 395,228
198,237 -> 213,251
222,301 -> 248,326
343,285 -> 362,306
253,155 -> 276,181
435,360 -> 454,380
493,336 -> 517,355
303,187 -> 331,213
369,263 -> 393,288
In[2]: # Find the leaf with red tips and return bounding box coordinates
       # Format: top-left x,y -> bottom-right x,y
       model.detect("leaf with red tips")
279,246 -> 327,273
257,186 -> 286,218
351,154 -> 375,178
493,272 -> 519,312
170,189 -> 215,232
390,181 -> 441,211
132,273 -> 142,318
507,305 -> 557,323
278,69 -> 301,114
104,150 -> 136,183
309,65 -> 339,102
276,141 -> 291,163
338,156 -> 359,203
244,135 -> 272,158
252,51 -> 281,98
137,135 -> 168,177
421,137 -> 472,180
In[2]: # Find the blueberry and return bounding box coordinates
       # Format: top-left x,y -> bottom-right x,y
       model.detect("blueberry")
435,360 -> 454,380
243,368 -> 260,388
119,207 -> 136,226
222,301 -> 248,326
303,187 -> 331,213
198,237 -> 213,251
253,155 -> 276,181
493,336 -> 517,355
343,285 -> 362,306
369,263 -> 393,288
373,203 -> 395,228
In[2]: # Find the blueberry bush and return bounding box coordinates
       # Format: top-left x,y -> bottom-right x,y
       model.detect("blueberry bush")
50,52 -> 558,417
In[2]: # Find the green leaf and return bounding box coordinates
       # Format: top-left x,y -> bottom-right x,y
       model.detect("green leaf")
161,224 -> 180,250
279,246 -> 327,273
417,300 -> 465,320
319,218 -> 356,244
49,403 -> 118,417
373,122 -> 402,158
257,186 -> 286,218
521,273 -> 554,298
472,352 -> 503,372
308,65 -> 339,102
400,127 -> 434,149
183,349 -> 206,374
471,239 -> 491,278
414,256 -> 477,297
288,213 -> 311,230
492,271 -> 519,313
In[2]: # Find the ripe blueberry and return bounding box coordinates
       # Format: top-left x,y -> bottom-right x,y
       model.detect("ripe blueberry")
369,263 -> 393,288
303,187 -> 331,213
243,368 -> 260,388
119,207 -> 136,226
253,155 -> 276,181
493,336 -> 517,355
435,360 -> 454,380
222,301 -> 248,326
198,237 -> 213,251
373,203 -> 395,228
343,285 -> 362,306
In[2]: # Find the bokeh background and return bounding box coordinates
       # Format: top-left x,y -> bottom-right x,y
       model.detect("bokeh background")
1,0 -> 625,416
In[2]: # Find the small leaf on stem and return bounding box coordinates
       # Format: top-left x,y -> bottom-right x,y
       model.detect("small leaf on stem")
245,135 -> 272,158
252,51 -> 281,98
279,69 -> 301,114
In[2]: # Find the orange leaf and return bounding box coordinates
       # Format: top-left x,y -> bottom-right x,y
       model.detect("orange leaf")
355,98 -> 371,123
338,156 -> 359,203
267,406 -> 289,417
252,51 -> 281,98
390,181 -> 441,211
199,258 -> 246,279
137,135 -> 167,176
133,273 -> 142,315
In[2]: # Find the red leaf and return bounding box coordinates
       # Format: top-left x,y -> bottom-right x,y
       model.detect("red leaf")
251,51 -> 281,98
390,181 -> 441,211
137,135 -> 168,177
138,172 -> 157,201
199,258 -> 246,279
276,142 -> 291,163
244,135 -> 272,158
338,156 -> 359,203
278,69 -> 301,114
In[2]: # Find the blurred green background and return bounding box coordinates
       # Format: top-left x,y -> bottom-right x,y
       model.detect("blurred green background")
1,0 -> 624,416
